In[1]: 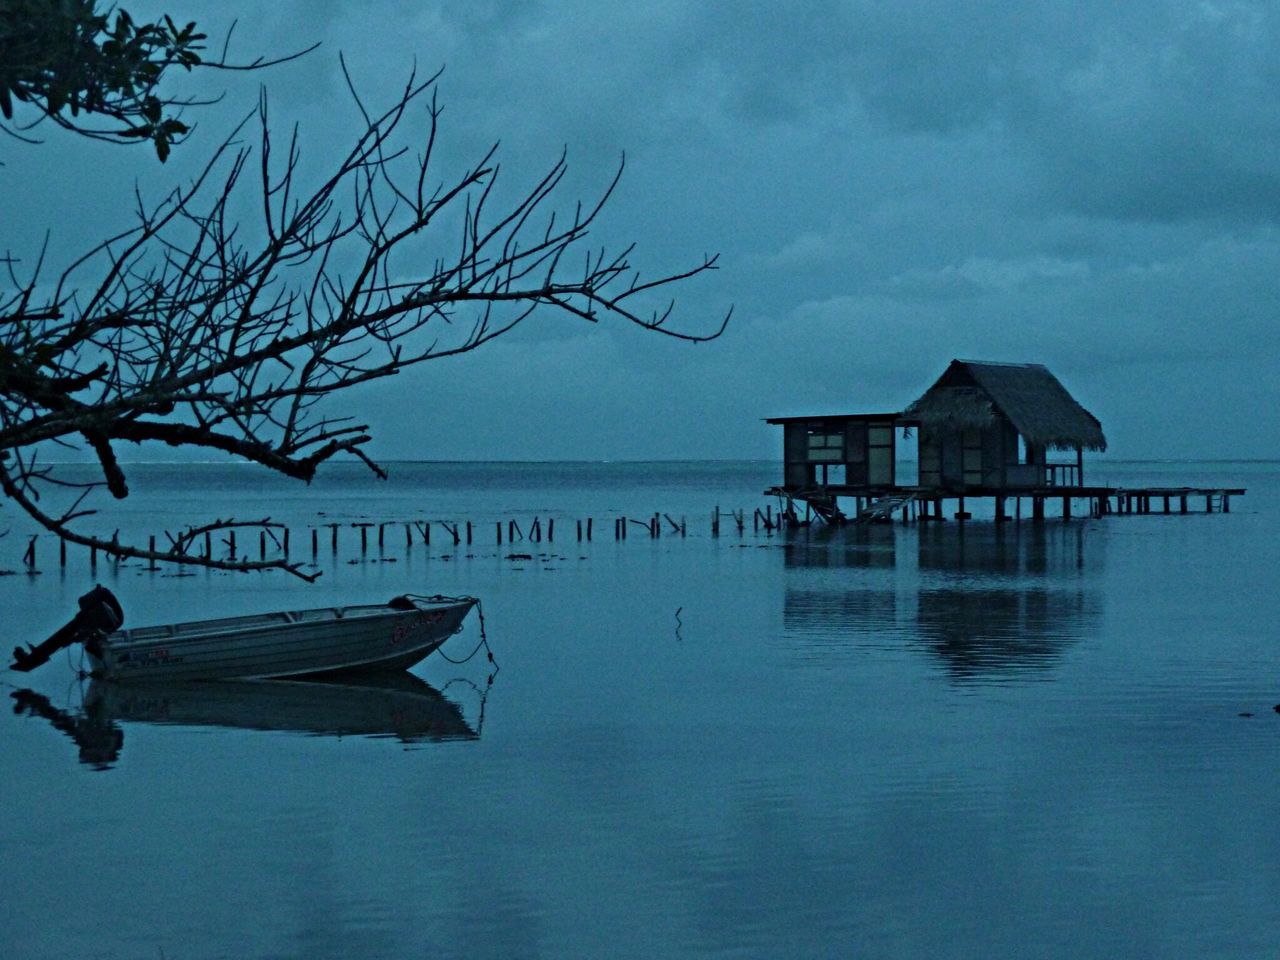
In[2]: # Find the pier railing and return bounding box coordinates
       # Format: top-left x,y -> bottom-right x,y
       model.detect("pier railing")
1044,464 -> 1079,487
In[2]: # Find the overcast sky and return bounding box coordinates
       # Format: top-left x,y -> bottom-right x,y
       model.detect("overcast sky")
7,1 -> 1280,460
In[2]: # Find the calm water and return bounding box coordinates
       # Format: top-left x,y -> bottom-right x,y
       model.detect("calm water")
1,460 -> 1277,959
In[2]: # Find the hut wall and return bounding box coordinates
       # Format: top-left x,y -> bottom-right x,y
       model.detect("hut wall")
844,421 -> 868,486
919,432 -> 941,488
940,430 -> 965,488
783,424 -> 812,487
979,419 -> 1020,487
867,421 -> 895,486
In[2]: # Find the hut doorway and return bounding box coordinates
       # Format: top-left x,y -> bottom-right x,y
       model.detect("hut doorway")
897,426 -> 919,487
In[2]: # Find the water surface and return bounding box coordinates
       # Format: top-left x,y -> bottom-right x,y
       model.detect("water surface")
1,460 -> 1276,958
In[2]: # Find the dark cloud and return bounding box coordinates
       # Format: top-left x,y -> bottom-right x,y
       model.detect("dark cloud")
6,1 -> 1278,461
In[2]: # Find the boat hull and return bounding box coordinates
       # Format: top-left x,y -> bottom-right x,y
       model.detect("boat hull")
85,673 -> 478,742
86,596 -> 476,681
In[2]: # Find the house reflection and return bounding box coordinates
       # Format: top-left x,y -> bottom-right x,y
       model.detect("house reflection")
781,524 -> 1102,680
12,672 -> 479,769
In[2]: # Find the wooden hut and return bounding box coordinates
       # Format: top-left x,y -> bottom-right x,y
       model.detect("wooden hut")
905,360 -> 1106,491
765,360 -> 1105,501
763,412 -> 903,491
765,360 -> 1246,523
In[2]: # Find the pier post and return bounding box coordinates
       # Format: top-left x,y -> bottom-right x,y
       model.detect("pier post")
994,496 -> 1006,523
1032,497 -> 1045,521
1062,496 -> 1071,521
587,517 -> 593,541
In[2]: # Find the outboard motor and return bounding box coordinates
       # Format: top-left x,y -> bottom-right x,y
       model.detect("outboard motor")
9,586 -> 124,672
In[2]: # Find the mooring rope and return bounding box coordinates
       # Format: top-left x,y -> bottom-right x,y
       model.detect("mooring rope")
400,594 -> 499,678
433,597 -> 499,677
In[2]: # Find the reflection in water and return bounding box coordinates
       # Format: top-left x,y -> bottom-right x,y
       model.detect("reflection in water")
914,586 -> 1090,681
12,672 -> 479,769
782,524 -> 1103,681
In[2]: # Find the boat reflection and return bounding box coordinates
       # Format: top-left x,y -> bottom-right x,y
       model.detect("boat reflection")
12,672 -> 480,769
781,524 -> 1102,681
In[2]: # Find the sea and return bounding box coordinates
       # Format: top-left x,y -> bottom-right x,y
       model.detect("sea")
1,459 -> 1277,959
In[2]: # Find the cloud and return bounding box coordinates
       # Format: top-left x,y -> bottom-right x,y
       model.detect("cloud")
8,0 -> 1280,461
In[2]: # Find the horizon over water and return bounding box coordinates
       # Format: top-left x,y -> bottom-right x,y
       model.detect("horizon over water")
1,459 -> 1277,959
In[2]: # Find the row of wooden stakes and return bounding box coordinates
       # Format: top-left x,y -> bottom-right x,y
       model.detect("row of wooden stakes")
15,505 -> 783,570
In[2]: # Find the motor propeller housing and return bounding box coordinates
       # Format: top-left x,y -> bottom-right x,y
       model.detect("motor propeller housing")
9,586 -> 124,673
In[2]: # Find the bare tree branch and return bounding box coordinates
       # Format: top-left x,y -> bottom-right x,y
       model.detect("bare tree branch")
0,66 -> 728,576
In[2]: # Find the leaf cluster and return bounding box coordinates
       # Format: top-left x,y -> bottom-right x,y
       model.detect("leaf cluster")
1,0 -> 204,160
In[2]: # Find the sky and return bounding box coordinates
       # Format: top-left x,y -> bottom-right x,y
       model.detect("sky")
6,0 -> 1280,461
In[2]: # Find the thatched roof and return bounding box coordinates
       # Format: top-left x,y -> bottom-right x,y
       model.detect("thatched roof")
904,360 -> 1106,451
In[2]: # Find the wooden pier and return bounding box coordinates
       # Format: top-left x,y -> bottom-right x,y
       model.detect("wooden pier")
766,483 -> 1246,526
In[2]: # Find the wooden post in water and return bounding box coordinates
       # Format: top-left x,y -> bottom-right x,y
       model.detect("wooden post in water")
1062,496 -> 1071,521
548,518 -> 555,542
149,535 -> 158,570
497,522 -> 503,546
587,517 -> 593,541
312,528 -> 318,559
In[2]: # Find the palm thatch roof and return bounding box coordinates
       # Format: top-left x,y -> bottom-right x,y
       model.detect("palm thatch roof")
904,360 -> 1106,451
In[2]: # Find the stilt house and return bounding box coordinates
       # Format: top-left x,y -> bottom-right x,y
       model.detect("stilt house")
766,360 -> 1106,495
907,360 -> 1106,490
